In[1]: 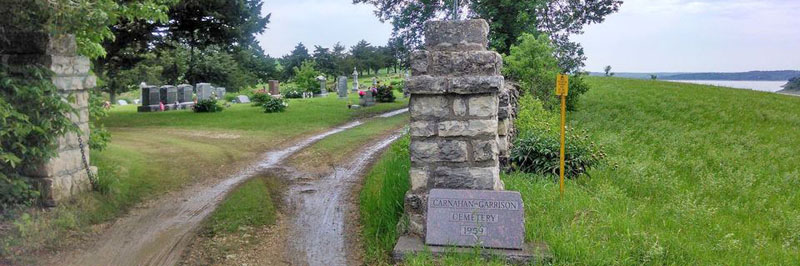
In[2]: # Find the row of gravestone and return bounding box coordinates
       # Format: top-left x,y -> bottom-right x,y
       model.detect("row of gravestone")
137,83 -> 225,112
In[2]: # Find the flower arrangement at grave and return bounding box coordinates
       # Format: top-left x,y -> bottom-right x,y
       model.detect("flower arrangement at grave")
376,84 -> 396,102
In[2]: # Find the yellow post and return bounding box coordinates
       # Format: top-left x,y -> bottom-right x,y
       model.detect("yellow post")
556,74 -> 569,197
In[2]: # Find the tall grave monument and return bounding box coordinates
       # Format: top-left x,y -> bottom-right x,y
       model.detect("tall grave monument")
352,67 -> 359,92
337,76 -> 348,98
393,19 -> 550,264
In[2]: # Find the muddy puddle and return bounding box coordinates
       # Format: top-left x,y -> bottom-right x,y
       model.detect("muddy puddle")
56,109 -> 407,266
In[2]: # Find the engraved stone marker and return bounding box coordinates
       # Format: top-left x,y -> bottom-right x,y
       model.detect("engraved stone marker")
317,75 -> 327,95
142,86 -> 159,106
196,83 -> 213,101
269,80 -> 280,95
337,76 -> 348,98
177,84 -> 193,103
216,87 -> 226,100
160,85 -> 177,104
236,95 -> 251,103
425,189 -> 524,249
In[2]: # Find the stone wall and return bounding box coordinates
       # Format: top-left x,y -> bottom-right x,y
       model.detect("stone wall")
498,82 -> 519,168
403,19 -> 505,237
1,33 -> 95,206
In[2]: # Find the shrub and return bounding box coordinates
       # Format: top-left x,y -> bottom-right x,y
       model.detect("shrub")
193,99 -> 224,113
88,90 -> 111,151
261,97 -> 288,113
250,92 -> 271,107
224,93 -> 237,102
504,33 -> 589,111
284,90 -> 303,99
510,95 -> 605,178
293,60 -> 320,94
375,85 -> 396,103
1,66 -> 76,209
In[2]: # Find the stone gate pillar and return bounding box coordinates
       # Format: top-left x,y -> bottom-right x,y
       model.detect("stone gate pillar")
1,33 -> 96,206
403,19 -> 504,236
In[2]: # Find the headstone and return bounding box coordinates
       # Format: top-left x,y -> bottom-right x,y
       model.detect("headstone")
133,99 -> 140,104
117,100 -> 128,106
425,189 -> 524,249
196,83 -> 213,101
160,85 -> 177,104
141,86 -> 159,106
216,87 -> 226,100
317,75 -> 327,95
177,84 -> 194,103
352,67 -> 359,92
337,76 -> 348,98
236,95 -> 251,103
269,80 -> 280,95
403,70 -> 410,98
372,76 -> 378,86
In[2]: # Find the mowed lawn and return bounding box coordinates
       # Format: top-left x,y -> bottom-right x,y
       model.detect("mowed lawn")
505,77 -> 800,265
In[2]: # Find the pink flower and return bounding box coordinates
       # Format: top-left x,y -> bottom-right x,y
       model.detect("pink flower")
359,90 -> 366,96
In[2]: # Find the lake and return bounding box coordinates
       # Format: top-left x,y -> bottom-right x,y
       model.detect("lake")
667,80 -> 787,92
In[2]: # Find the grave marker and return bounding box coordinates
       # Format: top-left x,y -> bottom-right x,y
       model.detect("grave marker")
177,84 -> 193,103
269,80 -> 280,95
236,95 -> 251,103
160,85 -> 177,104
337,76 -> 348,98
196,83 -> 213,101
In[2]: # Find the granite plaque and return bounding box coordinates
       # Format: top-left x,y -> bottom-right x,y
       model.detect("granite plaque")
269,80 -> 280,95
337,76 -> 348,98
196,83 -> 213,100
236,95 -> 251,103
425,189 -> 524,249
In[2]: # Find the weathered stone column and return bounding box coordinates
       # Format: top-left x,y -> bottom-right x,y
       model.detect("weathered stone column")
403,19 -> 504,236
1,33 -> 96,206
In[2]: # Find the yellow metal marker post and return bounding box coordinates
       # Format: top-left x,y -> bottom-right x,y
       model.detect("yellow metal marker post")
556,74 -> 569,197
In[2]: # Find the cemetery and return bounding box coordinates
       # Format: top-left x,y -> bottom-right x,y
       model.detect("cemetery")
2,1 -> 799,266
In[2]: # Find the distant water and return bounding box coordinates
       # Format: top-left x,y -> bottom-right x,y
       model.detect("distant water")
667,80 -> 787,92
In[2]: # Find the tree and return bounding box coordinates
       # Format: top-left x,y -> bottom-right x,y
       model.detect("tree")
387,37 -> 410,72
350,40 -> 373,76
280,43 -> 311,80
313,46 -> 337,77
332,42 -> 352,76
293,60 -> 320,93
782,77 -> 800,91
651,74 -> 658,80
354,0 -> 622,73
604,65 -> 612,76
166,0 -> 271,84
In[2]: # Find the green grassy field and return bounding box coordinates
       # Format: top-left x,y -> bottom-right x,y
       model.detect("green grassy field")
1,89 -> 407,262
361,77 -> 800,265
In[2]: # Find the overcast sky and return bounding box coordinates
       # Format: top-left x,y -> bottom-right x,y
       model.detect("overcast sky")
257,0 -> 800,73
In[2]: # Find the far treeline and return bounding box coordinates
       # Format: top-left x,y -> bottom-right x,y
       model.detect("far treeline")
591,70 -> 800,81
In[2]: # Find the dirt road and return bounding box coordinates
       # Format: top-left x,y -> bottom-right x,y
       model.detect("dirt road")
54,109 -> 407,266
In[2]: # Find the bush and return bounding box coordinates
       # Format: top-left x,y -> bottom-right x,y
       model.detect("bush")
88,90 -> 111,151
1,66 -> 75,209
250,92 -> 271,107
224,93 -> 237,102
510,95 -> 605,178
193,98 -> 224,113
504,33 -> 589,111
375,85 -> 396,103
261,97 -> 288,113
284,90 -> 303,99
293,60 -> 320,94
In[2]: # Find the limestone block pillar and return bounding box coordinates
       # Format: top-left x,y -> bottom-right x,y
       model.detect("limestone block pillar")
403,19 -> 504,237
1,33 -> 96,206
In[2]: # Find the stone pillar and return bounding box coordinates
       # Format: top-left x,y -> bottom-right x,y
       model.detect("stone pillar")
403,19 -> 504,237
498,82 -> 519,167
1,33 -> 96,206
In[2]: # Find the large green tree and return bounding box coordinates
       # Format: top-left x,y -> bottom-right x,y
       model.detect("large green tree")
313,46 -> 337,77
354,0 -> 622,72
280,43 -> 312,80
167,0 -> 271,84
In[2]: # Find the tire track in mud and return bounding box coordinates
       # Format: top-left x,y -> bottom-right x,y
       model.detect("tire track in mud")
287,132 -> 404,266
58,109 -> 407,266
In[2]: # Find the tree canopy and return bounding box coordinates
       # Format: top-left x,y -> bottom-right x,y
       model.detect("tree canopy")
354,0 -> 622,73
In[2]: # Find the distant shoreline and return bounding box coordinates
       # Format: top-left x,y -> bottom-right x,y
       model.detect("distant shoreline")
589,70 -> 800,81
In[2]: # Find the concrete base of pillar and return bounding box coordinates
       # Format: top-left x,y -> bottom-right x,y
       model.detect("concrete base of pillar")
392,236 -> 552,265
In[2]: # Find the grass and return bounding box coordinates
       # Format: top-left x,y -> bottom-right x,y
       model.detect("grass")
1,82 -> 408,262
359,77 -> 800,265
205,176 -> 283,235
359,136 -> 411,265
288,113 -> 409,173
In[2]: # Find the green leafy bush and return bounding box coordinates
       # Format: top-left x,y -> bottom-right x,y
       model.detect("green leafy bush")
503,33 -> 589,111
284,90 -> 303,99
250,92 -> 271,106
88,90 -> 111,151
375,85 -> 396,103
510,95 -> 605,178
261,97 -> 288,113
1,66 -> 76,209
293,60 -> 320,94
193,98 -> 224,113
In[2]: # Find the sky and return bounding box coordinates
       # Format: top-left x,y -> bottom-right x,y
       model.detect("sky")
257,0 -> 800,73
